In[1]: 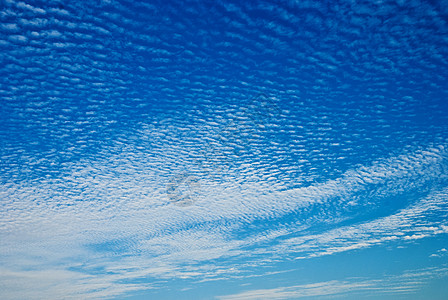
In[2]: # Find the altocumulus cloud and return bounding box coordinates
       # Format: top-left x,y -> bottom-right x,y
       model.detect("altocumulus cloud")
1,0 -> 448,299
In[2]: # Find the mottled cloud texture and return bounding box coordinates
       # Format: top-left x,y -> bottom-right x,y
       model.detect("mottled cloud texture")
1,0 -> 448,299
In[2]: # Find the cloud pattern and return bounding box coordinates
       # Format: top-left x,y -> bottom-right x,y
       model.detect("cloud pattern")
1,0 -> 448,299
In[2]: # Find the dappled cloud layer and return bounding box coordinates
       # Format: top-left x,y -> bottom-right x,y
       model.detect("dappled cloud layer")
1,0 -> 448,298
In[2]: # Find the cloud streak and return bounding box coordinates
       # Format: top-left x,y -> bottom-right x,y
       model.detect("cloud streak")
217,266 -> 448,300
1,141 -> 447,298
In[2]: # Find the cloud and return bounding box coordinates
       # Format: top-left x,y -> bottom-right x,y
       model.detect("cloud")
0,267 -> 154,300
273,187 -> 448,260
430,248 -> 448,258
1,0 -> 447,298
1,141 -> 447,298
217,266 -> 448,300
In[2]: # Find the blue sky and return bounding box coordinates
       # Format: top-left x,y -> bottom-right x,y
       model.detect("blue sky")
1,0 -> 448,299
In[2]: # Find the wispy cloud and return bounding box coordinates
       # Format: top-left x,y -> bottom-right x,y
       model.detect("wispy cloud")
1,141 -> 447,298
217,266 -> 448,300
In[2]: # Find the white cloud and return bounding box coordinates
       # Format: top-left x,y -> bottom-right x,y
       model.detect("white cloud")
1,142 -> 447,298
0,2 -> 447,298
217,266 -> 448,300
430,248 -> 448,258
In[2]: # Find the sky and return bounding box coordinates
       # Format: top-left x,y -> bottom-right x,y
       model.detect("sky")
0,0 -> 448,299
